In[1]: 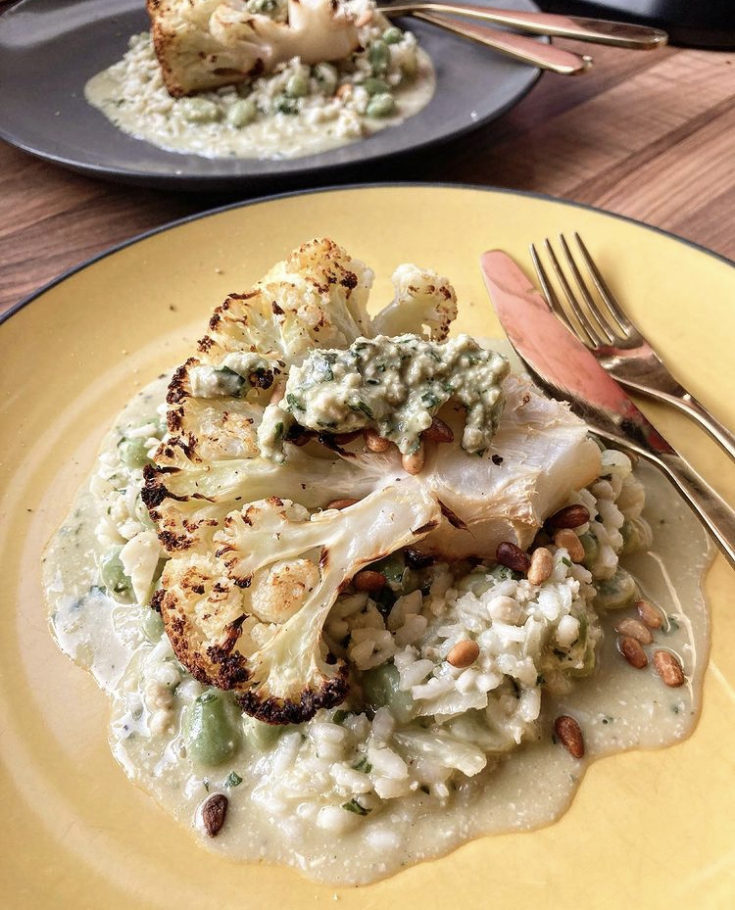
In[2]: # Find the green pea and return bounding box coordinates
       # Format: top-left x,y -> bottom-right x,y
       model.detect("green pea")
274,94 -> 299,115
227,98 -> 257,128
142,608 -> 164,642
368,40 -> 390,75
313,62 -> 338,95
185,690 -> 241,767
134,493 -> 155,529
242,715 -> 286,750
579,532 -> 599,569
620,517 -> 650,555
119,437 -> 151,469
594,567 -> 637,611
366,93 -> 396,118
361,663 -> 414,723
363,77 -> 390,96
100,547 -> 133,602
383,27 -> 403,45
180,97 -> 221,124
286,71 -> 309,98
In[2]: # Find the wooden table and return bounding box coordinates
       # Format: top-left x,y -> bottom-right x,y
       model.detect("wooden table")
1,38 -> 734,317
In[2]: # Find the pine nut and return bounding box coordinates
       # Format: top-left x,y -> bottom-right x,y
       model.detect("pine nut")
447,640 -> 480,668
496,541 -> 531,574
636,598 -> 663,629
365,429 -> 391,452
326,498 -> 358,511
547,504 -> 590,529
527,547 -> 553,585
421,417 -> 454,443
353,570 -> 386,592
402,445 -> 425,475
201,793 -> 228,837
554,715 -> 584,759
553,528 -> 585,563
618,635 -> 647,669
653,650 -> 685,687
614,617 -> 653,645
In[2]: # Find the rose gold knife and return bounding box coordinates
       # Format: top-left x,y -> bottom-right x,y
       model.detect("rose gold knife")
480,249 -> 735,570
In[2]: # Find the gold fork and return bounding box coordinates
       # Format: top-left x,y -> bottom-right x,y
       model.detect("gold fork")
530,233 -> 735,460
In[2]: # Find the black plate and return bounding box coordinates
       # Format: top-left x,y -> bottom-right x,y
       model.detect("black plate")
0,0 -> 542,191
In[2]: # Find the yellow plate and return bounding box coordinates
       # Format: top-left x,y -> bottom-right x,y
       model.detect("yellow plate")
1,186 -> 734,909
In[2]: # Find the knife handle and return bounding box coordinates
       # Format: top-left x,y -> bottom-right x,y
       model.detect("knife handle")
652,451 -> 735,570
410,11 -> 591,74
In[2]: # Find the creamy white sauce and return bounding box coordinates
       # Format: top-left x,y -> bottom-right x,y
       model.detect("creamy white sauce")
43,376 -> 712,885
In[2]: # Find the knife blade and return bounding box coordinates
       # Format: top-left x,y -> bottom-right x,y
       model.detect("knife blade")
480,249 -> 735,570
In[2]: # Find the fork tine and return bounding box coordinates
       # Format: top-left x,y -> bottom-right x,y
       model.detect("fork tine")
542,238 -> 603,347
558,234 -> 616,344
530,242 -> 600,347
573,233 -> 632,336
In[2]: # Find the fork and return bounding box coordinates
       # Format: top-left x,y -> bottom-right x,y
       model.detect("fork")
530,233 -> 735,461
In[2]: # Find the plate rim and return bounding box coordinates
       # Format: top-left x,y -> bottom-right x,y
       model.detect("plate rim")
2,181 -> 733,328
0,0 -> 543,190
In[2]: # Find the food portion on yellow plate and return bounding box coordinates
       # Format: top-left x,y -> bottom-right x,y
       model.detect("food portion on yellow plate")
43,238 -> 710,885
85,0 -> 435,159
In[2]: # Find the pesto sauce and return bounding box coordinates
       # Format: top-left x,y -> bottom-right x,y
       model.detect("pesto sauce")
281,334 -> 510,454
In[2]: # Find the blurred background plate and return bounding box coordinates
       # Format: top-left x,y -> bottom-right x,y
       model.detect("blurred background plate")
1,185 -> 734,908
0,0 -> 543,191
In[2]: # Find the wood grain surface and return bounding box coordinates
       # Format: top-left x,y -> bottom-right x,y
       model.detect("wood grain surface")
1,38 -> 733,317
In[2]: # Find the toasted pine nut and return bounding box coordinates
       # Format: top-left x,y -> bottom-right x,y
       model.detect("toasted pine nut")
336,83 -> 353,100
269,382 -> 285,404
421,417 -> 454,444
547,504 -> 590,529
327,498 -> 358,511
636,598 -> 663,629
201,793 -> 228,837
618,635 -> 647,669
614,617 -> 653,645
402,445 -> 425,475
527,547 -> 553,585
496,541 -> 531,574
447,640 -> 479,668
353,570 -> 386,592
553,528 -> 585,563
365,429 -> 391,453
554,715 -> 584,759
653,650 -> 685,687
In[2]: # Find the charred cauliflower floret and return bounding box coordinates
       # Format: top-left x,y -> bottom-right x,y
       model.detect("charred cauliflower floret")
158,484 -> 440,723
147,0 -> 360,96
145,237 -> 601,723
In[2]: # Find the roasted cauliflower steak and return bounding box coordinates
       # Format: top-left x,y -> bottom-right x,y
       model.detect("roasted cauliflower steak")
144,238 -> 600,724
147,0 -> 361,96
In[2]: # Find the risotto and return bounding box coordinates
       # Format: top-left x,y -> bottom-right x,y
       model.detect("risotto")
84,1 -> 435,159
43,240 -> 711,884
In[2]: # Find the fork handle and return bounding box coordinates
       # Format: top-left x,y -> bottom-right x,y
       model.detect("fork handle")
620,379 -> 735,461
644,449 -> 735,569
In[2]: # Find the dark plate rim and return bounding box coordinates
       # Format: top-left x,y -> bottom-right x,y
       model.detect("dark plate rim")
1,181 -> 733,328
0,0 -> 543,189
